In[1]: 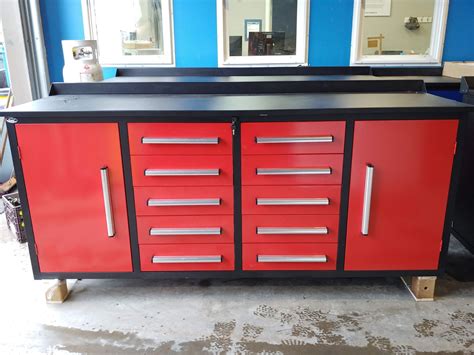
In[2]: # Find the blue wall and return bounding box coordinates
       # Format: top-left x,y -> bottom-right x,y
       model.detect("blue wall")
39,0 -> 85,82
308,0 -> 353,66
40,0 -> 474,82
443,0 -> 474,61
174,0 -> 218,67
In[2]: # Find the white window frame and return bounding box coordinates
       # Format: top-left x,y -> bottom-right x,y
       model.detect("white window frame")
82,0 -> 175,66
217,0 -> 309,67
350,0 -> 449,66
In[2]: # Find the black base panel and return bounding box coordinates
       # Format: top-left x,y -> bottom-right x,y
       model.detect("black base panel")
35,269 -> 441,281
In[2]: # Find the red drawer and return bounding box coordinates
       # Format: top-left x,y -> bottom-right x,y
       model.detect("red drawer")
243,243 -> 337,271
242,121 -> 345,155
242,154 -> 343,185
140,244 -> 235,271
131,155 -> 233,187
242,185 -> 341,215
243,215 -> 339,243
128,123 -> 232,155
134,186 -> 234,216
137,215 -> 234,244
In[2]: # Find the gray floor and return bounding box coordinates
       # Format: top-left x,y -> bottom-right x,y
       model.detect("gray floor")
0,214 -> 473,354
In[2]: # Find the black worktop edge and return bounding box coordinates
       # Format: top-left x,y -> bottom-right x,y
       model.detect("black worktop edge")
4,106 -> 472,121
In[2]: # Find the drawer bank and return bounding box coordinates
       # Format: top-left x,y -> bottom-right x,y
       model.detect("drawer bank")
3,82 -> 473,300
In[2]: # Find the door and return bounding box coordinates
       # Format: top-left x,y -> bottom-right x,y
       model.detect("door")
16,123 -> 132,273
345,120 -> 458,271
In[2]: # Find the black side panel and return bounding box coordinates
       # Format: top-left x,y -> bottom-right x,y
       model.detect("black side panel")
452,113 -> 474,254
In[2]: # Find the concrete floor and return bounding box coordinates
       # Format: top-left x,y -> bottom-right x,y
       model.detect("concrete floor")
0,214 -> 473,354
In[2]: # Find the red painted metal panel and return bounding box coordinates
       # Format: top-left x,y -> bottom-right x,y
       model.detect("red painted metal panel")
140,244 -> 235,271
242,154 -> 343,185
131,155 -> 233,186
242,185 -> 341,215
16,123 -> 132,273
243,215 -> 339,243
134,186 -> 234,216
137,215 -> 234,244
345,120 -> 458,271
243,243 -> 337,271
242,121 -> 345,155
128,123 -> 232,155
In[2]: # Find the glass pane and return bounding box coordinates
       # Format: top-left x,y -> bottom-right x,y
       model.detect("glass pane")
93,0 -> 164,59
361,0 -> 435,56
224,0 -> 298,57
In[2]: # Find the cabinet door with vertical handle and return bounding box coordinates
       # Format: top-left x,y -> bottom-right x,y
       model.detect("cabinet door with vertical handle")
16,123 -> 133,273
345,120 -> 458,271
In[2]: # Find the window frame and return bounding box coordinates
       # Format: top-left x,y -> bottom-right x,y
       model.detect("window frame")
216,0 -> 309,67
350,0 -> 449,66
81,0 -> 175,66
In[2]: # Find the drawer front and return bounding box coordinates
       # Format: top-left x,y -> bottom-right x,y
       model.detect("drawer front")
131,155 -> 233,187
243,243 -> 337,271
140,244 -> 235,271
129,123 -> 232,155
242,185 -> 341,215
243,215 -> 339,243
242,154 -> 343,186
242,122 -> 345,155
137,215 -> 234,244
134,186 -> 234,216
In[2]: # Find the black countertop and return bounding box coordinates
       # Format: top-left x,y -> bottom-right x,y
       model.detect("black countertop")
2,92 -> 471,120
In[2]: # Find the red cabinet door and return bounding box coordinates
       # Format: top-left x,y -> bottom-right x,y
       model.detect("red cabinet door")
16,123 -> 133,273
345,120 -> 458,271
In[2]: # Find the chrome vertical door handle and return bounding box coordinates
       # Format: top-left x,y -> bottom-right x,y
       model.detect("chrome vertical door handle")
100,167 -> 115,238
361,164 -> 374,236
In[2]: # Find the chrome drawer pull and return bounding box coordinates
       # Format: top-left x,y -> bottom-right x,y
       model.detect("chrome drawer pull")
257,255 -> 328,263
150,227 -> 221,236
256,168 -> 332,175
147,198 -> 221,207
142,137 -> 219,145
152,255 -> 222,264
145,169 -> 220,176
100,167 -> 115,238
257,227 -> 328,235
361,164 -> 374,236
256,198 -> 330,206
256,136 -> 334,144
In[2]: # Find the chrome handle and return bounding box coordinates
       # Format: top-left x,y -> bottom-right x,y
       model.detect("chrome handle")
256,198 -> 330,206
361,164 -> 374,236
100,167 -> 115,238
147,198 -> 221,207
142,137 -> 219,145
256,168 -> 332,175
145,169 -> 220,176
256,136 -> 334,144
152,255 -> 222,263
257,255 -> 328,263
150,227 -> 221,236
257,227 -> 328,235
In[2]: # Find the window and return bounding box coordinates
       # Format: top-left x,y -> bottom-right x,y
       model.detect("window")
351,0 -> 449,65
217,0 -> 309,66
82,0 -> 174,65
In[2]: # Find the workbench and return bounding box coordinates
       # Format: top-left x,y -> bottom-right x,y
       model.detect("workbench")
2,81 -> 472,300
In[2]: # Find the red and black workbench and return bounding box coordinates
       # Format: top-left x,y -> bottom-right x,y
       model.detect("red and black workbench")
2,79 -> 472,282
